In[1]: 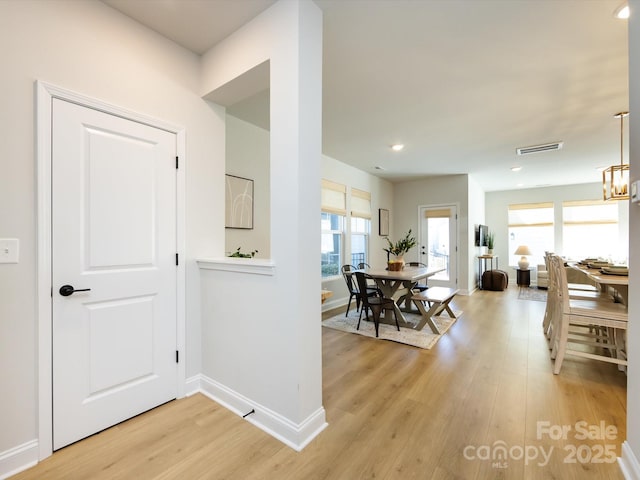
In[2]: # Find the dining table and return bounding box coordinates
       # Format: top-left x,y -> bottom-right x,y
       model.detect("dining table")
568,262 -> 629,372
569,263 -> 629,306
363,265 -> 445,327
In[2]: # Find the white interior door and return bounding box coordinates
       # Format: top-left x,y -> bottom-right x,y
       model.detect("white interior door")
52,98 -> 177,449
419,205 -> 457,289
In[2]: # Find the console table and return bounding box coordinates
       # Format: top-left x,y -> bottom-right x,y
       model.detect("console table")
478,254 -> 499,289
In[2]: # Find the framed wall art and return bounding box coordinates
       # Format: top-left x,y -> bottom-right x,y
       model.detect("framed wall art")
225,174 -> 254,229
378,208 -> 389,236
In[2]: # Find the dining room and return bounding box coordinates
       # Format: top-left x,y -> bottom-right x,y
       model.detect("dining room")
318,154 -> 633,478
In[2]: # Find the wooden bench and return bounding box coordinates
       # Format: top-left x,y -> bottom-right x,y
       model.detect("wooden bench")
411,287 -> 459,334
321,289 -> 333,304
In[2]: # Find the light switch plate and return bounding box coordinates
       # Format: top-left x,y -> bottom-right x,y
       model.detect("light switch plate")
632,180 -> 639,203
0,238 -> 19,263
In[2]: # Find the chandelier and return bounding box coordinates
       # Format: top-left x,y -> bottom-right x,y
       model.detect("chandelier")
602,111 -> 629,201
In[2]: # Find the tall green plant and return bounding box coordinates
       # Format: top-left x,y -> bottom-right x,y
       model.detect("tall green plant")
486,232 -> 495,249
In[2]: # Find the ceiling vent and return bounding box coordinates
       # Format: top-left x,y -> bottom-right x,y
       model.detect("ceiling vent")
516,142 -> 563,156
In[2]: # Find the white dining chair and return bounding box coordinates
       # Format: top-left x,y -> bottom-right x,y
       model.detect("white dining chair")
543,253 -> 611,344
549,254 -> 627,374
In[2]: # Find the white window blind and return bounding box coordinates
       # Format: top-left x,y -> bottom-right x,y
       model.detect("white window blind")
321,179 -> 346,215
424,208 -> 452,219
508,202 -> 554,266
350,188 -> 371,219
562,200 -> 617,225
508,202 -> 554,227
562,200 -> 620,261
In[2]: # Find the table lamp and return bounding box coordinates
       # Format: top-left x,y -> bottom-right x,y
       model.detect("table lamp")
514,245 -> 532,270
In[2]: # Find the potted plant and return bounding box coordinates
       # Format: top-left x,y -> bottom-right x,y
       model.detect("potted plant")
486,232 -> 495,255
228,247 -> 258,258
383,229 -> 417,271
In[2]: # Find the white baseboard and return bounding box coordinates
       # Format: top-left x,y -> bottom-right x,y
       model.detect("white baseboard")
184,374 -> 201,397
0,440 -> 38,480
194,374 -> 327,451
321,296 -> 347,313
619,441 -> 640,480
0,376 -> 325,479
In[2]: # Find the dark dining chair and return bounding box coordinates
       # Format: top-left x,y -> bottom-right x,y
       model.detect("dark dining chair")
341,265 -> 358,316
407,262 -> 426,267
354,271 -> 399,337
357,262 -> 377,287
341,265 -> 377,316
407,262 -> 429,292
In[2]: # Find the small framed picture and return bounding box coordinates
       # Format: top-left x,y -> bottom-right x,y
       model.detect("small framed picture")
225,174 -> 254,229
379,208 -> 389,236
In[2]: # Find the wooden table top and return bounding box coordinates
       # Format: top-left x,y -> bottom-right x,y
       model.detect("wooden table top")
364,266 -> 444,281
571,264 -> 629,286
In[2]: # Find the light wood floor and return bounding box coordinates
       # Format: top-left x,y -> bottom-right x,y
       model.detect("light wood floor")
13,286 -> 626,479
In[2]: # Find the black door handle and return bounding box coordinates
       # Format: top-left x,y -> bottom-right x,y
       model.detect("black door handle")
59,285 -> 91,296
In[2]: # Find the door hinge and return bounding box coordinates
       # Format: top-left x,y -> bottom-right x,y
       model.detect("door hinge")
175,253 -> 179,265
176,350 -> 179,363
176,156 -> 179,169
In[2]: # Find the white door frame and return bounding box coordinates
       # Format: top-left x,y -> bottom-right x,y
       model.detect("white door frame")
417,202 -> 459,288
36,81 -> 186,460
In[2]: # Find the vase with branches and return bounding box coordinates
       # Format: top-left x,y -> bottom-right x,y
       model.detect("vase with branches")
383,229 -> 417,270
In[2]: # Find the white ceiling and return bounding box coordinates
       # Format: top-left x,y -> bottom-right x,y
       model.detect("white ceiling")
101,0 -> 629,193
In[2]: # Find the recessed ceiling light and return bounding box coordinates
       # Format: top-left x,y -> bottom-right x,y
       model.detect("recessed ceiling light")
391,144 -> 404,152
511,166 -> 522,172
517,183 -> 525,187
614,3 -> 629,19
375,166 -> 386,170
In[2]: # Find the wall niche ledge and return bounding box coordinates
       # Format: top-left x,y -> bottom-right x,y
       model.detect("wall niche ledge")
197,257 -> 276,276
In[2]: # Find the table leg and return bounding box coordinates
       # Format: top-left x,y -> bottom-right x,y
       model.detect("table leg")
373,279 -> 414,327
412,300 -> 442,334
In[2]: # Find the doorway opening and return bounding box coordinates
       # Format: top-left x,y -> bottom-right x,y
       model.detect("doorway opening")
418,204 -> 458,289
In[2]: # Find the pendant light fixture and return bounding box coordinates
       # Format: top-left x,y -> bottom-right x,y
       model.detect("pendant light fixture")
602,111 -> 630,201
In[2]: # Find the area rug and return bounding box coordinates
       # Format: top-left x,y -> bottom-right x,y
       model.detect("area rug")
518,287 -> 547,302
322,309 -> 462,349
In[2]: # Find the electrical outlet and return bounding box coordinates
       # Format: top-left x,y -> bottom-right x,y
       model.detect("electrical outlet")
0,238 -> 19,263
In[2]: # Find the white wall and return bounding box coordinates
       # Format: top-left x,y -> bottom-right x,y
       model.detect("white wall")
225,114 -> 270,258
468,176 -> 486,291
198,0 -> 325,449
622,0 -> 640,475
485,183 -> 629,283
0,0 -> 220,472
393,175 -> 471,293
320,154 -> 395,311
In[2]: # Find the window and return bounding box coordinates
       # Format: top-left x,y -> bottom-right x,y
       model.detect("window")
321,180 -> 346,278
321,212 -> 343,277
508,203 -> 554,266
423,207 -> 454,281
350,188 -> 371,267
562,200 -> 621,261
350,217 -> 370,266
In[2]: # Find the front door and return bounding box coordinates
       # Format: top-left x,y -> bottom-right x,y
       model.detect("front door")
52,98 -> 177,449
418,205 -> 457,289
